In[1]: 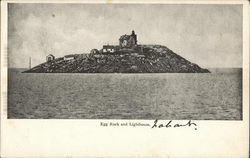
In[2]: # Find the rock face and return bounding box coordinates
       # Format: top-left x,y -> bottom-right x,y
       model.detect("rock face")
23,45 -> 210,73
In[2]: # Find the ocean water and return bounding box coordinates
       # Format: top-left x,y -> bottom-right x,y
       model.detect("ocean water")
7,68 -> 242,120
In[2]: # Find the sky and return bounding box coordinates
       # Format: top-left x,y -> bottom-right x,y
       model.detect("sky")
8,3 -> 242,68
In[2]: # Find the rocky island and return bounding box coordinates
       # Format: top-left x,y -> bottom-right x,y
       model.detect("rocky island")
24,31 -> 210,73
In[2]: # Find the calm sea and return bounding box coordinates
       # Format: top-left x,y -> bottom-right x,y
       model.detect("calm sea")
7,68 -> 242,120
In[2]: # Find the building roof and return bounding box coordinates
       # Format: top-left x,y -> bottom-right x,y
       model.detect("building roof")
103,45 -> 118,49
64,54 -> 76,58
47,54 -> 55,57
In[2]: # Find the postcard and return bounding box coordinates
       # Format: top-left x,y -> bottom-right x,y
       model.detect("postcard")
1,0 -> 249,157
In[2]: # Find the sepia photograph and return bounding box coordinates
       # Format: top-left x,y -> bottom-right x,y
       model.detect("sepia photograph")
7,3 -> 243,120
1,1 -> 249,158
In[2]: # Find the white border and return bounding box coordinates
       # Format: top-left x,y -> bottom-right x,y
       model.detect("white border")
1,1 -> 249,157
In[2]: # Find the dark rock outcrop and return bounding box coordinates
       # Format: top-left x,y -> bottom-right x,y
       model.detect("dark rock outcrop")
23,45 -> 210,73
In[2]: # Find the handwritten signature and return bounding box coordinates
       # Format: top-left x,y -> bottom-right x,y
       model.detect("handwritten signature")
152,120 -> 197,130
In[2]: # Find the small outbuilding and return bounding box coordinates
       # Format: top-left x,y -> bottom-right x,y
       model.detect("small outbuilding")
90,49 -> 99,54
46,54 -> 55,62
64,55 -> 76,60
103,45 -> 119,53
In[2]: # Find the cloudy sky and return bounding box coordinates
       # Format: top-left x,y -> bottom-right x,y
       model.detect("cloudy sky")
8,3 -> 242,68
